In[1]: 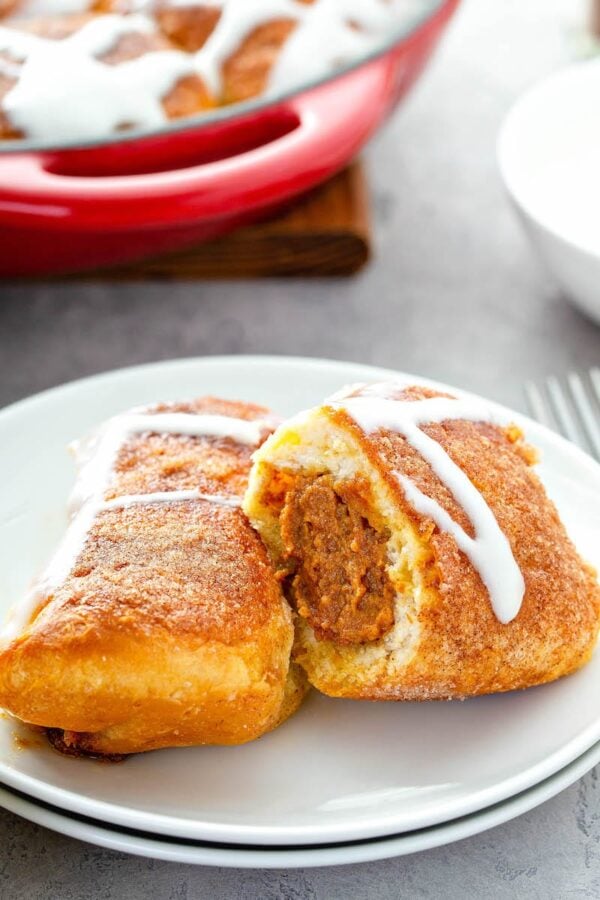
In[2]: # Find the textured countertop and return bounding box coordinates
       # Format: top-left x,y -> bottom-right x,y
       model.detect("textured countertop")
1,0 -> 600,896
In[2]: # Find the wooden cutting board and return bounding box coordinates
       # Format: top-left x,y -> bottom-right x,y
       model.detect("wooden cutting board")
82,161 -> 371,280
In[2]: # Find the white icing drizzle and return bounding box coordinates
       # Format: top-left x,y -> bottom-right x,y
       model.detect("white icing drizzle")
0,411 -> 265,644
265,0 -> 381,96
0,14 -> 195,140
104,489 -> 241,510
69,411 -> 266,512
327,379 -> 412,402
0,57 -> 19,77
192,0 -> 399,98
1,0 -> 418,141
332,393 -> 525,624
64,11 -> 155,54
193,0 -> 305,96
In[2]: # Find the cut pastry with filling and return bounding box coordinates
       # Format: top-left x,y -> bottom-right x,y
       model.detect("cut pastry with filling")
244,382 -> 600,700
279,473 -> 396,644
0,397 -> 307,756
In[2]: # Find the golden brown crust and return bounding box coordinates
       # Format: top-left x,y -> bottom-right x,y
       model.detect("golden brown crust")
39,503 -> 282,645
337,387 -> 600,696
221,18 -> 297,104
0,397 -> 304,754
248,385 -> 600,700
109,397 -> 271,499
152,4 -> 222,54
0,0 -> 18,18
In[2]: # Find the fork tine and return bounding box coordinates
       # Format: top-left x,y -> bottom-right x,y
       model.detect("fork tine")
590,367 -> 600,405
567,372 -> 600,461
524,381 -> 556,430
546,375 -> 588,447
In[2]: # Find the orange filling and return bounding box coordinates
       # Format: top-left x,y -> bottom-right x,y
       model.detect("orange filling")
279,474 -> 395,644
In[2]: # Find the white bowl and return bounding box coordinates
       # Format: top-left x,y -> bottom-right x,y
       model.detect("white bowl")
498,59 -> 600,324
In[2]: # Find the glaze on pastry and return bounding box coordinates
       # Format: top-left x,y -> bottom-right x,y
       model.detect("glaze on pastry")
0,0 -> 416,141
0,397 -> 307,755
0,13 -> 212,140
244,382 -> 600,700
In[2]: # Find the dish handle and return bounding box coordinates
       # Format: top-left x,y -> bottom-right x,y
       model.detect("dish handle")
0,64 -> 388,232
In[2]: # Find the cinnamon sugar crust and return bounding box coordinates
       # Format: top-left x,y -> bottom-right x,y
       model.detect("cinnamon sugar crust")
0,397 -> 307,755
106,396 -> 269,500
245,385 -> 600,700
41,502 -> 282,645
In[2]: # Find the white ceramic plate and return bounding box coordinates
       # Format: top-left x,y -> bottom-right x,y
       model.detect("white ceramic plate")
2,738 -> 600,868
0,356 -> 598,847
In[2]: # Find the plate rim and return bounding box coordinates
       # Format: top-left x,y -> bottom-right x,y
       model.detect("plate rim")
1,736 -> 599,868
0,353 -> 599,846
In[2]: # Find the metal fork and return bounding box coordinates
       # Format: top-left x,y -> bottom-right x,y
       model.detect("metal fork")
524,368 -> 600,461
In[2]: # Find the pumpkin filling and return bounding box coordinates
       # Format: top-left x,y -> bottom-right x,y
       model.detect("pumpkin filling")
279,474 -> 395,645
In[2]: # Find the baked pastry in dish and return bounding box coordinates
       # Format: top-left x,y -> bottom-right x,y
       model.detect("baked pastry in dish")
0,13 -> 212,140
0,397 -> 306,756
244,382 -> 600,700
0,0 -> 410,141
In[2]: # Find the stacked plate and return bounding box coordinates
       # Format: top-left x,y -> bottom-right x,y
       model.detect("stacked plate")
0,356 -> 599,868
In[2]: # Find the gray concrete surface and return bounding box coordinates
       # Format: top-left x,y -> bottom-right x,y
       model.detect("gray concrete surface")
0,0 -> 599,896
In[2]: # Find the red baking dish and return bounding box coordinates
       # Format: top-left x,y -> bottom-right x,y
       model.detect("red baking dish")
0,0 -> 460,278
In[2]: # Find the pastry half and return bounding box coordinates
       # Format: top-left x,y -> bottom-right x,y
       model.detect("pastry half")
0,397 -> 306,755
244,382 -> 600,700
